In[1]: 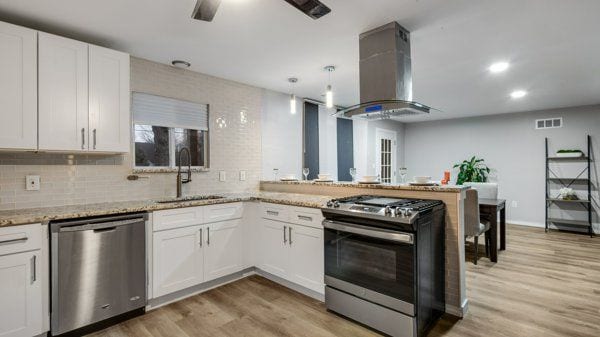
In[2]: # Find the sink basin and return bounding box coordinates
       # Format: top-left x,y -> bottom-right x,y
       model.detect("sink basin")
155,195 -> 225,204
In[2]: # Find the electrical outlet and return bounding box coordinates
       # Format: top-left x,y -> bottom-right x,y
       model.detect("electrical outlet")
511,200 -> 518,208
240,170 -> 247,181
26,175 -> 40,191
219,171 -> 226,182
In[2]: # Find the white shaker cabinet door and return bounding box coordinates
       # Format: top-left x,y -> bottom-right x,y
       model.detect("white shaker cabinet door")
88,45 -> 130,153
152,226 -> 204,298
0,251 -> 43,337
258,219 -> 289,279
203,220 -> 243,282
38,32 -> 89,151
0,21 -> 37,150
288,224 -> 325,294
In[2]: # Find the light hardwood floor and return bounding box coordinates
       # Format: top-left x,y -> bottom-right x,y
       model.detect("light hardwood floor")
88,225 -> 600,337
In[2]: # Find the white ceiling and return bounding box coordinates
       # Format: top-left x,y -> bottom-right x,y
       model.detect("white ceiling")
1,0 -> 599,122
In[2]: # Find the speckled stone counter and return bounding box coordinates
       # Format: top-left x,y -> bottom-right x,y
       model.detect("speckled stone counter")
0,192 -> 332,227
260,180 -> 469,192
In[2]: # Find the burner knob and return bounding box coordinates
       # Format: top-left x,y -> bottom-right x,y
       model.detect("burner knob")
384,206 -> 392,215
333,201 -> 340,208
404,208 -> 413,216
326,201 -> 334,207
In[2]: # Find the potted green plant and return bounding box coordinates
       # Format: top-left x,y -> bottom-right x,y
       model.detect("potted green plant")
453,156 -> 491,185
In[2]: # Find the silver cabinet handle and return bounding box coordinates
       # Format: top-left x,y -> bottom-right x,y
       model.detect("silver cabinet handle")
0,236 -> 28,245
289,226 -> 293,245
283,225 -> 287,243
207,227 -> 210,245
199,228 -> 203,247
298,215 -> 312,222
31,255 -> 36,283
323,220 -> 414,244
93,129 -> 97,150
267,210 -> 279,216
81,128 -> 85,149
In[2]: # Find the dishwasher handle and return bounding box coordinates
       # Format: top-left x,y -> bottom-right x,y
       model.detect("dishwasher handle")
58,218 -> 144,233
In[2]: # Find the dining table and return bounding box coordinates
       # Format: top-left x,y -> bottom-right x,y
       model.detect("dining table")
479,198 -> 506,262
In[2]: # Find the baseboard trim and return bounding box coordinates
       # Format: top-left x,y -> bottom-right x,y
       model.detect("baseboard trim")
255,269 -> 325,301
508,219 -> 599,234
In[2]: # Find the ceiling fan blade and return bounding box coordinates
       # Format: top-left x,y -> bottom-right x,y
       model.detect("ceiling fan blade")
283,0 -> 331,19
192,0 -> 222,22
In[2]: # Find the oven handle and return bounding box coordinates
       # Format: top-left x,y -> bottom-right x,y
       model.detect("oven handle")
322,220 -> 414,245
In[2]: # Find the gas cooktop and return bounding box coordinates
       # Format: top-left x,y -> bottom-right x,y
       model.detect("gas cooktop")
322,195 -> 443,227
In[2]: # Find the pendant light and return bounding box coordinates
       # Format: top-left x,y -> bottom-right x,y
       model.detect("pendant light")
288,77 -> 298,114
324,65 -> 335,109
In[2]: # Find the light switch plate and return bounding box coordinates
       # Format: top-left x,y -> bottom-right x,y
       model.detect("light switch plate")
26,175 -> 40,191
219,171 -> 226,182
240,170 -> 247,181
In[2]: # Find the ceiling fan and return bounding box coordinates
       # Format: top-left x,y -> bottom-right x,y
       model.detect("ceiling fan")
192,0 -> 331,22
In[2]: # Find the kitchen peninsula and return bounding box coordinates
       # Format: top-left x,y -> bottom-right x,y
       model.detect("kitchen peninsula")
261,180 -> 470,317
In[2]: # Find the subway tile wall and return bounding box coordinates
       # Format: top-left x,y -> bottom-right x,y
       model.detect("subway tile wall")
0,57 -> 262,210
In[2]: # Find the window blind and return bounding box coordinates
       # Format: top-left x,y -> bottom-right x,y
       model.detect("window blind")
132,92 -> 209,130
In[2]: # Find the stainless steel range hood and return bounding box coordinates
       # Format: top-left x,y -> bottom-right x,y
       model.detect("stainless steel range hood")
338,22 -> 433,120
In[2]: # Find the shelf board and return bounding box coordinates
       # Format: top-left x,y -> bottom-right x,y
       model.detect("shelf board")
547,218 -> 591,227
547,198 -> 590,204
547,156 -> 590,161
547,178 -> 590,182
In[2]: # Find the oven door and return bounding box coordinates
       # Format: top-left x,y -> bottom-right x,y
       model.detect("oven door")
323,220 -> 415,315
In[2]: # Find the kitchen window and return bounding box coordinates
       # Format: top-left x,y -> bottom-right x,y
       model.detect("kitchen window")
132,92 -> 209,169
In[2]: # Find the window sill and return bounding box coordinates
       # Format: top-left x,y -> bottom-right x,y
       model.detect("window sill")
132,167 -> 210,174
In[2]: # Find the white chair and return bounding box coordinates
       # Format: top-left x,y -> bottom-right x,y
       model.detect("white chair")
464,182 -> 498,200
464,189 -> 491,265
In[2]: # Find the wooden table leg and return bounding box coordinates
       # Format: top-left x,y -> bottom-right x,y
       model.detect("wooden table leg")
489,209 -> 498,262
500,207 -> 506,251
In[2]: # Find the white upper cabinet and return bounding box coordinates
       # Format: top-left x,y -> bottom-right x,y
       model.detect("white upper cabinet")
38,33 -> 89,151
0,21 -> 37,150
88,45 -> 130,153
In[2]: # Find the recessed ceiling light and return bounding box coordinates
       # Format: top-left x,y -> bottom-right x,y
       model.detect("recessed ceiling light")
489,62 -> 509,73
171,60 -> 191,68
510,90 -> 527,99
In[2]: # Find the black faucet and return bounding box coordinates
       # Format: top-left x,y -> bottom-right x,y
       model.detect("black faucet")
176,147 -> 192,198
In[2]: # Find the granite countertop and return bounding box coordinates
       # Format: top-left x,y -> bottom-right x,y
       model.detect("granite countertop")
260,180 -> 469,193
0,191 -> 333,227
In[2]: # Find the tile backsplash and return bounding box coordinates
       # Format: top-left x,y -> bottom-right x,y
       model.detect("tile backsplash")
0,57 -> 262,210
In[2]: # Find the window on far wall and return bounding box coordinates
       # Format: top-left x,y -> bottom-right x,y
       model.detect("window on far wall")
132,92 -> 209,168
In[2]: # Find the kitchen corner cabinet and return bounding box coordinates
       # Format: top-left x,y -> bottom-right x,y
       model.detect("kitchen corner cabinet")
0,21 -> 37,150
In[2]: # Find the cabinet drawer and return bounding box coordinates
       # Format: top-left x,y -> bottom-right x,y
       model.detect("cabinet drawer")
0,223 -> 42,256
289,207 -> 323,229
261,204 -> 290,222
204,202 -> 243,223
153,207 -> 204,232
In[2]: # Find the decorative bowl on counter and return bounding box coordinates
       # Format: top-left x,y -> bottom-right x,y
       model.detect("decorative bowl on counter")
360,175 -> 378,183
318,174 -> 332,180
280,174 -> 298,181
414,176 -> 432,184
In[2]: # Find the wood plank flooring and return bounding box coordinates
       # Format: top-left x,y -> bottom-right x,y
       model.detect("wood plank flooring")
88,225 -> 600,337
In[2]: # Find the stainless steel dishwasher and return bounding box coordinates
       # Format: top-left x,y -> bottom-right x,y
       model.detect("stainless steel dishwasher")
50,213 -> 147,336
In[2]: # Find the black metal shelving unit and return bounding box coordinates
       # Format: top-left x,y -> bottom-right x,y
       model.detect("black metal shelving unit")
545,135 -> 593,237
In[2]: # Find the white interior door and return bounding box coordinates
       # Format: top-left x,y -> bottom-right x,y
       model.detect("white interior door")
0,251 -> 43,337
375,128 -> 397,184
38,32 -> 89,151
0,22 -> 37,150
204,220 -> 243,282
152,226 -> 203,298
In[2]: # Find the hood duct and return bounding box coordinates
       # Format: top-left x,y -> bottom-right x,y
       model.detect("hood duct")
337,22 -> 434,120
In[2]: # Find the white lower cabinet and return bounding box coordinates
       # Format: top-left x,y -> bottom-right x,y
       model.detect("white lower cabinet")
288,224 -> 324,294
258,219 -> 289,279
152,226 -> 204,298
0,224 -> 45,337
203,219 -> 243,282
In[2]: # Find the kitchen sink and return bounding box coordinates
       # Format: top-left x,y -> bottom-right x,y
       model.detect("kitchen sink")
155,195 -> 226,204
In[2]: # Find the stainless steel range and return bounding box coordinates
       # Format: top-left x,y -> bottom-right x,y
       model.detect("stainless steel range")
322,196 -> 445,337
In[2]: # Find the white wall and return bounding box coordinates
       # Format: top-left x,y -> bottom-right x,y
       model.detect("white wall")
261,90 -> 303,180
318,105 -> 338,180
404,105 -> 600,231
358,119 -> 406,180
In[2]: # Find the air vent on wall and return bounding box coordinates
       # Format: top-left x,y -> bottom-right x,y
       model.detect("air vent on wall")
535,118 -> 562,130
